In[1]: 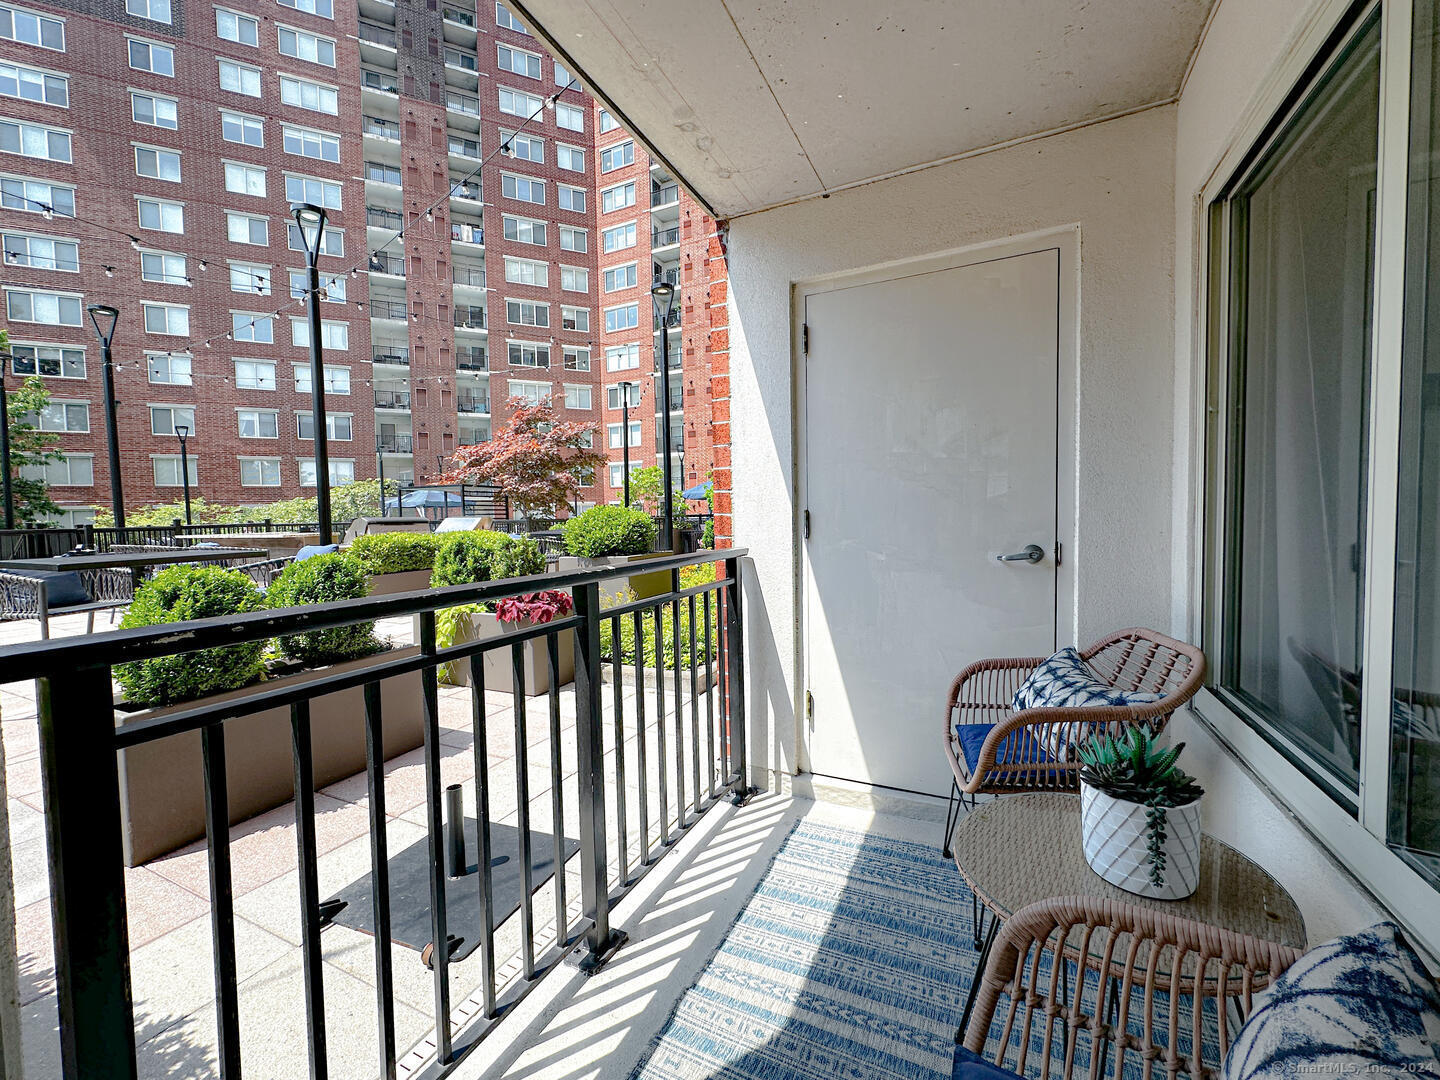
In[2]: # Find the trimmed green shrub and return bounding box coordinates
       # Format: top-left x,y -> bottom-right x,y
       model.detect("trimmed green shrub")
431,530 -> 544,587
701,520 -> 714,549
600,563 -> 718,668
267,553 -> 381,665
114,566 -> 267,707
563,505 -> 657,558
347,531 -> 440,576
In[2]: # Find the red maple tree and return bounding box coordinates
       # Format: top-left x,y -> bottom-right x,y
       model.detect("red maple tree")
440,397 -> 605,516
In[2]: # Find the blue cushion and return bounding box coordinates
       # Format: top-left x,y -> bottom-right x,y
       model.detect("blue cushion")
955,722 -> 1054,775
1011,647 -> 1164,758
295,544 -> 340,562
10,569 -> 92,609
1223,922 -> 1440,1080
952,1045 -> 1023,1080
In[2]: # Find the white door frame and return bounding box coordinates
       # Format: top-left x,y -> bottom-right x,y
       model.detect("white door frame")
793,226 -> 1080,781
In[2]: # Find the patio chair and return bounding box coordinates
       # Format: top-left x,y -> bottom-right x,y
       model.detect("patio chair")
237,556 -> 291,590
957,895 -> 1302,1080
0,567 -> 134,639
943,628 -> 1205,856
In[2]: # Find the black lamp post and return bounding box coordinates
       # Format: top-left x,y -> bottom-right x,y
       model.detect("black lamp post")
650,281 -> 676,551
174,423 -> 192,525
0,352 -> 13,529
87,304 -> 124,529
292,202 -> 332,544
618,380 -> 640,509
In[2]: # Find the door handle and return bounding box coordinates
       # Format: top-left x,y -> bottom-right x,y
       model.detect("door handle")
996,544 -> 1044,564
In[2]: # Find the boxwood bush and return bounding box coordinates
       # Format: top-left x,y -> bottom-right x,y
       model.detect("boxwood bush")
114,566 -> 267,707
600,564 -> 719,668
346,531 -> 440,576
431,530 -> 544,587
563,505 -> 657,558
267,553 -> 381,665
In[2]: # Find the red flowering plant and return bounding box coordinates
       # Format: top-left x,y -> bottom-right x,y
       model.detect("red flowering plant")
495,589 -> 574,625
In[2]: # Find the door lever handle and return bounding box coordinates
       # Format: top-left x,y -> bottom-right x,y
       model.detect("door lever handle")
996,544 -> 1044,564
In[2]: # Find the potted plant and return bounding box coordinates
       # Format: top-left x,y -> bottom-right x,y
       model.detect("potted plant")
347,531 -> 440,595
1076,728 -> 1205,900
432,531 -> 574,695
113,558 -> 425,866
558,505 -> 667,602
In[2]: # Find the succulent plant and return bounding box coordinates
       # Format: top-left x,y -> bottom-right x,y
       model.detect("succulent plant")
1078,728 -> 1204,887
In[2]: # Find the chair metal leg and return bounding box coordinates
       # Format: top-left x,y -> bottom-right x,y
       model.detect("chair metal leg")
957,911 -> 999,1044
942,778 -> 961,859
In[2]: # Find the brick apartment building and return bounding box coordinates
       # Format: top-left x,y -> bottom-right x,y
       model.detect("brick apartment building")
0,0 -> 720,525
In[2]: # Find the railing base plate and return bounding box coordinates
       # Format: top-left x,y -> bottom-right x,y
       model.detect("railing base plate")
570,929 -> 628,976
731,786 -> 761,807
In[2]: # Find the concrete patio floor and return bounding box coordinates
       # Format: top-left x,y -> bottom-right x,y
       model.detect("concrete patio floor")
1,609 -> 732,1080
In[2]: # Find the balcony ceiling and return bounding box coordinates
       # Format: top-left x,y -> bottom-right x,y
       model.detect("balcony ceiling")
514,0 -> 1215,218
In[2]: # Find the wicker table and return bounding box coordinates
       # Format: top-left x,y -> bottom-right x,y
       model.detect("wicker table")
951,793 -> 1306,1032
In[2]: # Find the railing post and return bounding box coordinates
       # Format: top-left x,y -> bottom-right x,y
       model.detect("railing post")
724,556 -> 755,805
80,522 -> 93,551
38,666 -> 137,1079
572,581 -> 627,973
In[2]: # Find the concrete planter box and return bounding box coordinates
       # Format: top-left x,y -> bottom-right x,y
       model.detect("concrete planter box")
556,552 -> 674,605
185,532 -> 318,560
364,568 -> 434,596
115,647 -> 425,867
440,611 -> 575,696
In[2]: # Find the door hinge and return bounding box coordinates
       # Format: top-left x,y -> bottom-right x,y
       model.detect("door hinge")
802,323 -> 810,355
1054,540 -> 1063,567
804,508 -> 811,539
806,690 -> 814,728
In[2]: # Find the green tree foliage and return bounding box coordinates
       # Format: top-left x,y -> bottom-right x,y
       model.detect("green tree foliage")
5,370 -> 64,525
93,478 -> 398,527
430,530 -> 544,587
266,553 -> 380,664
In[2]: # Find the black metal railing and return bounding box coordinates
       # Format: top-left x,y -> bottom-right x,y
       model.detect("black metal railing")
0,521 -> 344,557
363,115 -> 400,139
448,136 -> 480,158
456,394 -> 487,413
369,298 -> 408,320
453,267 -> 487,288
369,252 -> 406,276
652,226 -> 679,247
367,206 -> 404,229
442,6 -> 475,27
456,346 -> 487,370
0,526 -> 85,558
654,267 -> 680,287
358,21 -> 397,46
366,161 -> 402,186
377,433 -> 413,452
0,551 -> 748,1078
653,308 -> 681,331
449,180 -> 481,202
374,389 -> 411,408
373,348 -> 410,365
361,70 -> 400,94
451,223 -> 483,245
454,305 -> 486,329
651,183 -> 679,206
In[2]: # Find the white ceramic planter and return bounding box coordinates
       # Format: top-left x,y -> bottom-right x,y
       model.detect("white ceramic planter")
1080,783 -> 1202,900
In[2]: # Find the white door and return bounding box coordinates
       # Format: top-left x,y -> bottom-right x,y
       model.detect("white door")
803,247 -> 1061,795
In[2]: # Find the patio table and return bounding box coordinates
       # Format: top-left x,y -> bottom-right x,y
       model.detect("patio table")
951,792 -> 1305,1033
0,547 -> 268,573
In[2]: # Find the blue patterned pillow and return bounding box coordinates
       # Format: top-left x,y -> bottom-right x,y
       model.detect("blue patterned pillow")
1224,923 -> 1440,1080
1010,647 -> 1162,758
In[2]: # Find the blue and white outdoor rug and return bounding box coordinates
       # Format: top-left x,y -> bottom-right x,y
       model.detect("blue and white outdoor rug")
628,819 -> 977,1079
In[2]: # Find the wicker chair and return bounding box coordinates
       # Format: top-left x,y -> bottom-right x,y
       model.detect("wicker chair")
959,896 -> 1301,1080
0,567 -> 134,638
943,629 -> 1205,858
237,556 -> 291,589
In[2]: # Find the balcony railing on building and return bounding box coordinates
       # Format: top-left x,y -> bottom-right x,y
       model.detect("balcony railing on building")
653,225 -> 680,247
358,21 -> 397,46
369,298 -> 408,320
363,115 -> 400,140
452,223 -> 484,245
653,308 -> 681,331
651,182 -> 679,206
446,91 -> 480,116
442,5 -> 476,27
367,206 -> 404,230
377,432 -> 413,452
374,389 -> 411,409
455,305 -> 486,330
366,161 -> 402,186
456,393 -> 488,414
454,267 -> 487,288
449,136 -> 480,158
654,267 -> 680,288
655,350 -> 681,372
443,47 -> 478,72
369,252 -> 406,277
457,346 -> 487,371
450,180 -> 482,202
373,347 -> 410,365
361,69 -> 399,94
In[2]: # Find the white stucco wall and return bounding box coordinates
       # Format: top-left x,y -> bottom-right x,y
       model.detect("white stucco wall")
725,104 -> 1179,788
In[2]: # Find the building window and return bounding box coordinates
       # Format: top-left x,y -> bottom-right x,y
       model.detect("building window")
239,457 -> 281,486
289,269 -> 345,302
559,225 -> 587,253
279,0 -> 333,16
604,263 -> 637,292
2,232 -> 76,271
561,306 -> 589,332
500,130 -> 542,161
555,102 -> 583,132
236,408 -> 278,438
278,25 -> 335,67
219,58 -> 261,97
142,302 -> 188,336
10,343 -> 82,378
554,62 -> 570,86
129,91 -> 177,130
220,110 -> 263,147
126,0 -> 171,24
496,43 -> 540,79
501,173 -> 544,205
502,214 -> 546,246
284,174 -> 341,209
3,176 -> 73,218
602,181 -> 635,213
563,346 -> 590,372
607,382 -> 641,409
557,184 -> 585,213
605,343 -> 639,372
507,342 -> 549,369
293,363 -> 349,393
563,384 -> 591,409
0,116 -> 69,161
506,299 -> 548,327
21,453 -> 92,486
286,222 -> 342,255
555,144 -> 584,172
127,37 -> 174,76
298,458 -> 354,486
494,3 -> 530,34
279,74 -> 337,115
139,249 -> 185,285
215,8 -> 258,46
0,4 -> 64,51
226,211 -> 268,246
607,421 -> 642,448
138,196 -> 183,233
560,265 -> 588,292
599,109 -> 619,133
146,352 -> 191,384
600,140 -> 634,173
498,86 -> 543,119
296,412 -> 351,440
229,262 -> 269,295
506,378 -> 549,404
134,144 -> 180,180
290,317 -> 348,349
224,161 -> 266,197
282,124 -> 339,162
604,303 -> 639,333
234,359 -> 274,389
602,222 -> 636,252
149,404 -> 195,436
5,288 -> 80,325
29,400 -> 87,432
504,256 -> 548,287
152,455 -> 197,486
0,61 -> 66,107
232,311 -> 274,343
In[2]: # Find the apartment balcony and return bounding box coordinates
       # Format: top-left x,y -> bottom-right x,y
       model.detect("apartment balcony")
448,135 -> 481,160
364,161 -> 402,188
651,182 -> 680,208
451,222 -> 484,247
376,432 -> 413,452
368,251 -> 405,278
442,3 -> 478,47
368,298 -> 407,321
360,68 -> 400,97
445,90 -> 481,132
454,305 -> 487,331
374,389 -> 411,409
362,115 -> 400,141
366,206 -> 403,231
652,225 -> 680,249
456,393 -> 489,414
449,180 -> 482,203
456,346 -> 488,371
371,347 -> 409,366
654,266 -> 680,288
453,267 -> 487,292
652,308 -> 681,331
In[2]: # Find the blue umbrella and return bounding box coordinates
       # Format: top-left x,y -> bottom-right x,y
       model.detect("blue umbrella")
681,482 -> 711,500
